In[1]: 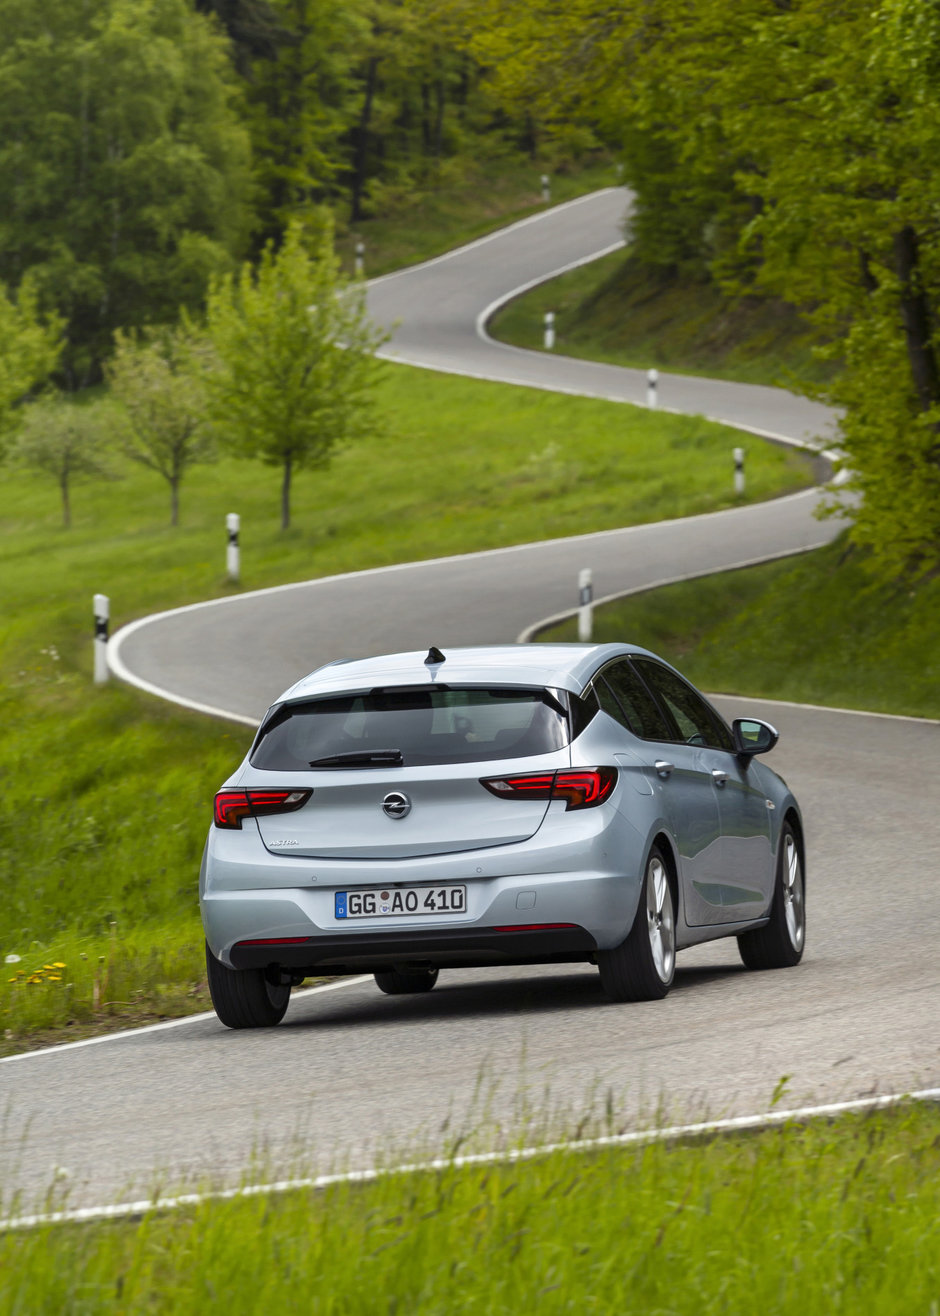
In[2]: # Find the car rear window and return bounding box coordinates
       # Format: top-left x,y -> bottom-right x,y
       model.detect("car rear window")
250,687 -> 571,769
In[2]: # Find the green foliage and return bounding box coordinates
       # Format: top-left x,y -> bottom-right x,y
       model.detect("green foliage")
717,0 -> 940,578
0,0 -> 253,385
13,394 -> 112,527
467,0 -> 940,576
246,0 -> 366,245
205,217 -> 386,528
5,1105 -> 940,1310
107,328 -> 214,526
0,277 -> 63,453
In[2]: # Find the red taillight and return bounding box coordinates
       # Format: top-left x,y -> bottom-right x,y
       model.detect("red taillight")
213,788 -> 312,829
480,767 -> 616,811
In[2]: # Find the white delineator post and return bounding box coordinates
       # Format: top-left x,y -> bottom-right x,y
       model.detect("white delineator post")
541,173 -> 551,203
93,594 -> 109,685
734,446 -> 746,495
544,311 -> 556,350
647,368 -> 658,409
354,240 -> 365,277
226,512 -> 240,582
578,568 -> 594,643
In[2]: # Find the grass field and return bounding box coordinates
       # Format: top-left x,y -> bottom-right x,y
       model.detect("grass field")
3,1101 -> 939,1311
0,364 -> 809,1052
489,250 -> 835,390
536,537 -> 940,720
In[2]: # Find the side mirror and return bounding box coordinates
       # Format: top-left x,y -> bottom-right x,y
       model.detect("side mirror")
732,717 -> 779,757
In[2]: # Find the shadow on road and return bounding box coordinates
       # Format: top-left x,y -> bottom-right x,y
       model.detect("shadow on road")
280,960 -> 747,1034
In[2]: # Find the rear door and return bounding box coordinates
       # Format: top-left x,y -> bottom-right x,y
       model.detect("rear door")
630,659 -> 772,923
596,661 -> 726,926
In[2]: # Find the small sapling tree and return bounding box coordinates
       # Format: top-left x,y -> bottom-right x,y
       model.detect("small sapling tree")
106,327 -> 213,526
205,215 -> 385,530
0,278 -> 62,457
15,395 -> 112,527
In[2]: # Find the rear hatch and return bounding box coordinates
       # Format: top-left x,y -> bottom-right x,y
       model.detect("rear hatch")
247,684 -> 572,860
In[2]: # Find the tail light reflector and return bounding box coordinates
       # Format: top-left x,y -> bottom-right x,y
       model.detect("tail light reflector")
480,767 -> 616,811
214,788 -> 312,829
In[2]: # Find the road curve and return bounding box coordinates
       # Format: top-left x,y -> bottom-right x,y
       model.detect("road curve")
111,188 -> 837,723
3,191 -> 938,1218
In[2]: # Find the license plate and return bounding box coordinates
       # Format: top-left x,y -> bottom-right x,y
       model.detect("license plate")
335,885 -> 467,920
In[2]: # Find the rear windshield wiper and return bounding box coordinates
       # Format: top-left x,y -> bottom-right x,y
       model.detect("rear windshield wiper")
308,749 -> 404,768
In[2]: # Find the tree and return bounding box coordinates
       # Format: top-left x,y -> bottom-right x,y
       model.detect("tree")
14,396 -> 112,527
0,278 -> 63,457
106,328 -> 214,526
0,0 -> 253,385
467,0 -> 940,576
205,216 -> 386,529
716,0 -> 940,577
245,0 -> 366,246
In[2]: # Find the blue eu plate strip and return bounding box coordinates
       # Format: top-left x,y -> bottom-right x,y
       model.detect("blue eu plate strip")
334,892 -> 348,920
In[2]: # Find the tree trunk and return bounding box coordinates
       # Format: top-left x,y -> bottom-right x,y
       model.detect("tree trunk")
349,57 -> 379,224
170,476 -> 179,527
893,225 -> 940,420
60,472 -> 71,528
281,452 -> 293,530
434,75 -> 445,159
421,80 -> 432,156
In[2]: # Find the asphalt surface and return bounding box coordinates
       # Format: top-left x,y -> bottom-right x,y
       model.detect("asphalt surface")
4,190 -> 938,1217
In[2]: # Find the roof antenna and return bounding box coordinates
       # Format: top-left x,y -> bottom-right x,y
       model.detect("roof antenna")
425,645 -> 446,666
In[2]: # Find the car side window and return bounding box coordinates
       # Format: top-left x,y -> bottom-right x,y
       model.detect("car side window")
596,662 -> 673,741
593,676 -> 630,729
631,659 -> 733,751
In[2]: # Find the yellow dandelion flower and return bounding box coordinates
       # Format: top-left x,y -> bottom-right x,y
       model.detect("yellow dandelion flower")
47,975 -> 62,981
52,961 -> 66,969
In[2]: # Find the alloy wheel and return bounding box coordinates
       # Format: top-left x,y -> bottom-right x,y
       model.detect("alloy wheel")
646,855 -> 676,983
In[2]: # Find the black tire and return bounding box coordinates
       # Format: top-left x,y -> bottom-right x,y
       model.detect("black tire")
205,941 -> 291,1029
737,822 -> 805,970
374,966 -> 439,996
598,845 -> 676,1002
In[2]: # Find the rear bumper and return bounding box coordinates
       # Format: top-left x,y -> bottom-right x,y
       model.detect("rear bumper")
229,924 -> 597,974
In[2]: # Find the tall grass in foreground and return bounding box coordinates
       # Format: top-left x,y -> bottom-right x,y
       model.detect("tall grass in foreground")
3,1103 -> 939,1312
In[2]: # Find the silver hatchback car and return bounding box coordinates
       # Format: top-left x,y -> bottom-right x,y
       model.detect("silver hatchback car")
201,643 -> 805,1028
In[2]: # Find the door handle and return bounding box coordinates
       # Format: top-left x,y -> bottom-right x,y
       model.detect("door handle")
711,769 -> 728,786
654,760 -> 674,779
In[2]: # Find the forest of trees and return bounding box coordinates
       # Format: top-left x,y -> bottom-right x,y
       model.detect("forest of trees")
1,0 -> 939,574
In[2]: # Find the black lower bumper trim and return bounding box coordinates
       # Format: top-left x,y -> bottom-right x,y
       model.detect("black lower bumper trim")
230,925 -> 597,974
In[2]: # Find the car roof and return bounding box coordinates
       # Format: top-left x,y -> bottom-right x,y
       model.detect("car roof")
277,643 -> 662,703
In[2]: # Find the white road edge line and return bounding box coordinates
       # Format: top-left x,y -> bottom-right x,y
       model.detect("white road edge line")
107,486 -> 824,726
4,1086 -> 939,1232
0,976 -> 371,1065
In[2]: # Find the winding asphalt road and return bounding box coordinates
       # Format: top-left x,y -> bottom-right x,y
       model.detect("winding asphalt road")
3,190 -> 938,1218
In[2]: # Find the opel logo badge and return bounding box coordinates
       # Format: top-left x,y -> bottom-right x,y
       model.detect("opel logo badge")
382,791 -> 411,819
